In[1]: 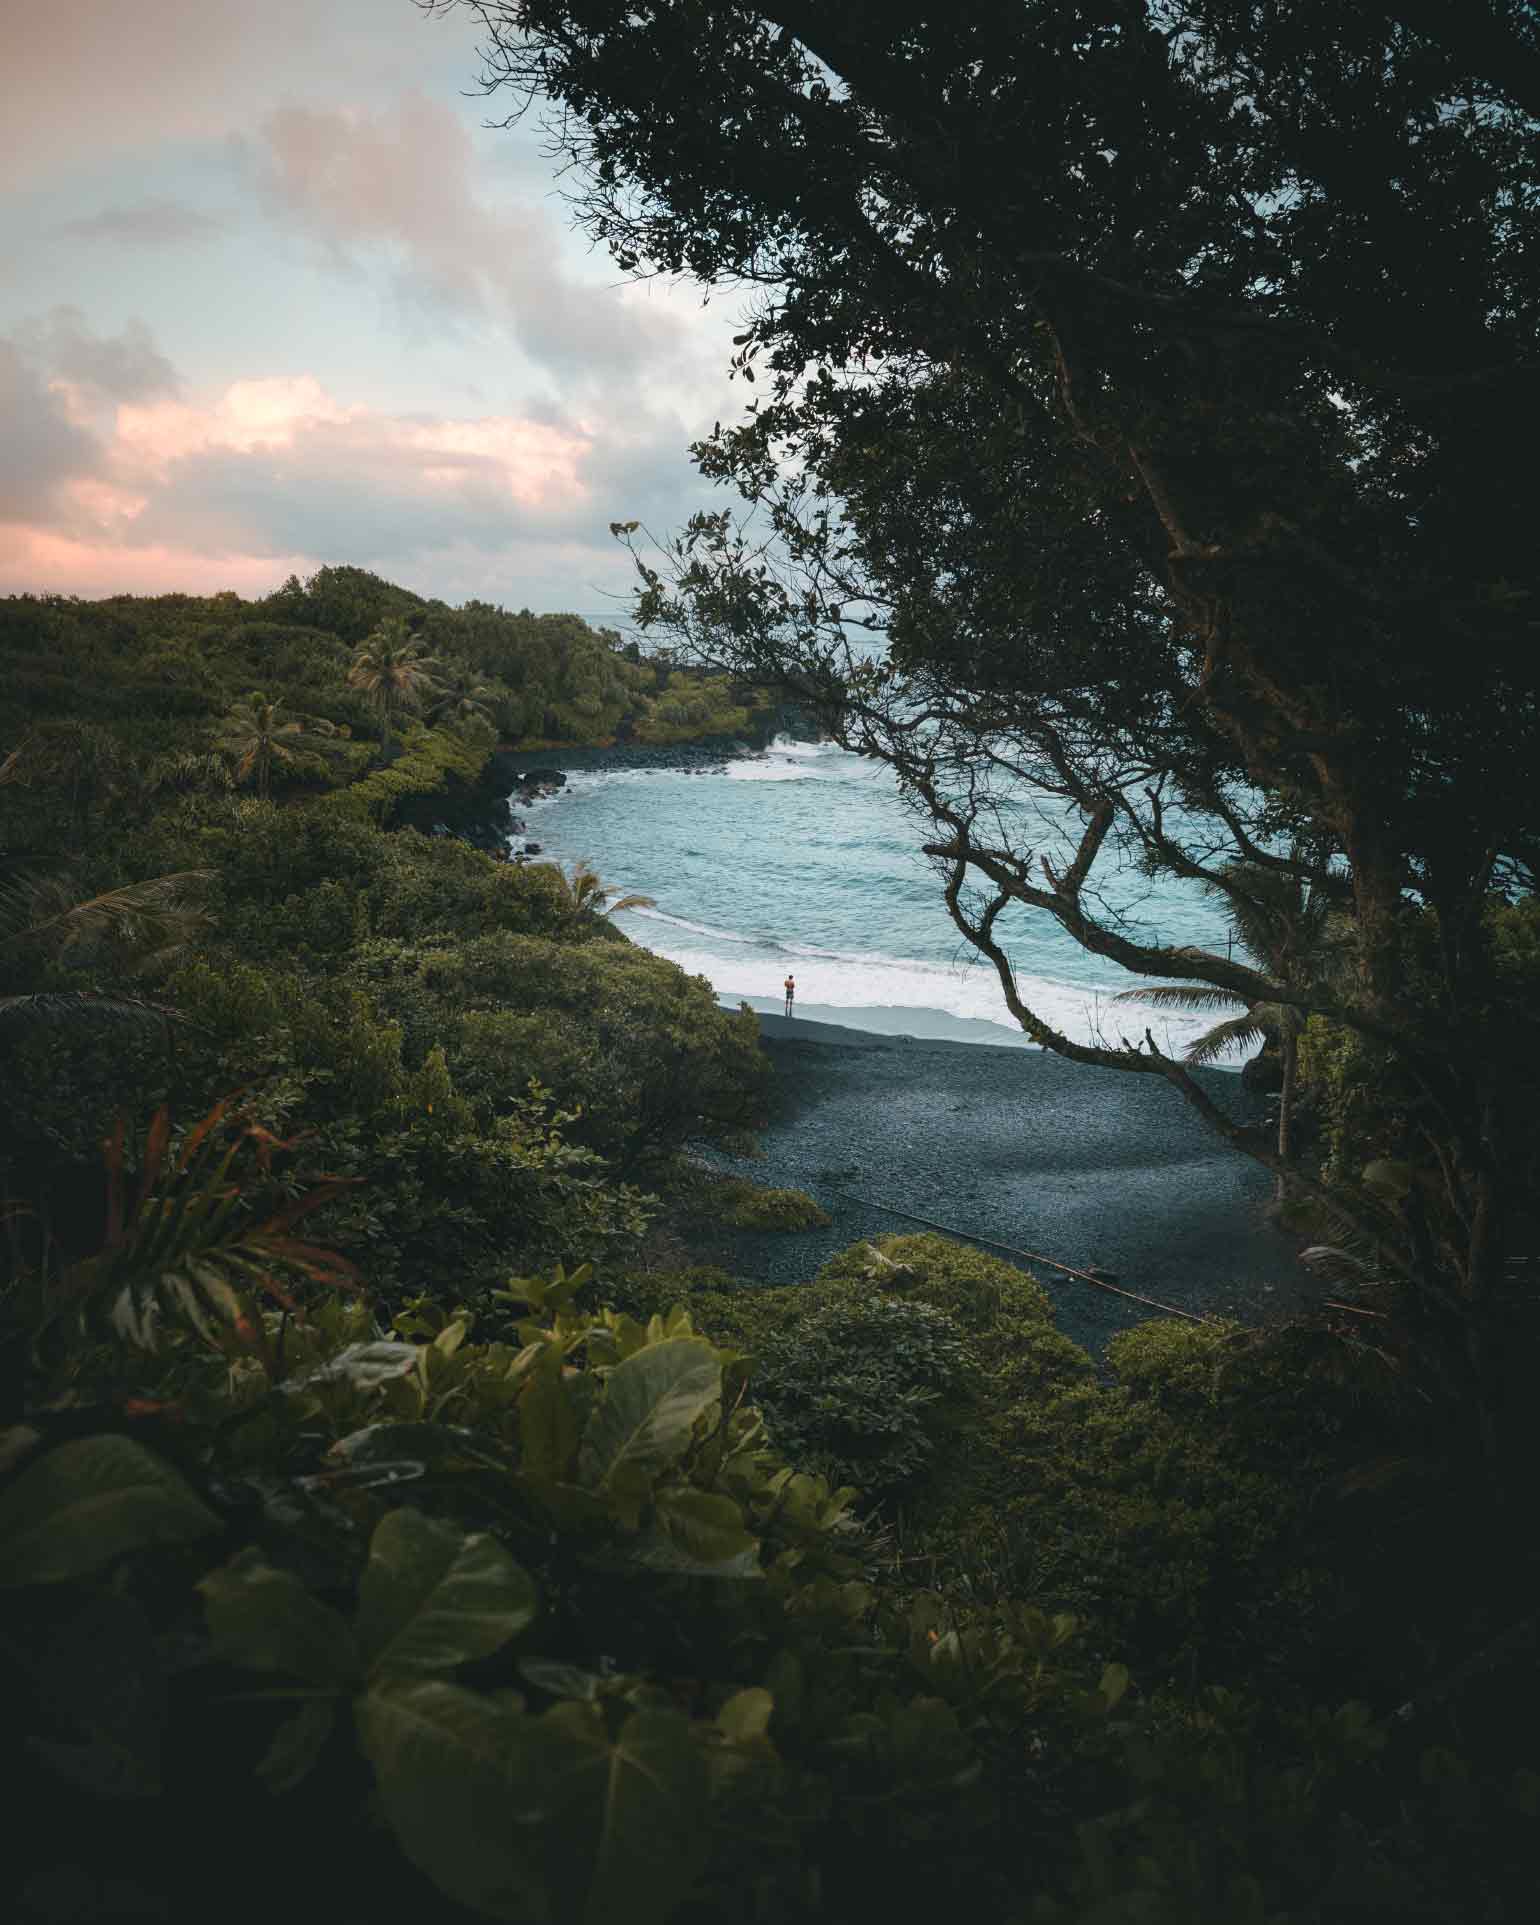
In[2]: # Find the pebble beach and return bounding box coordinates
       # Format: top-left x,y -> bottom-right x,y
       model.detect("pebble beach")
703,1007 -> 1317,1355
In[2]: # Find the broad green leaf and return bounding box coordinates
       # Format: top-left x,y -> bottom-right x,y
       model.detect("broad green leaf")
519,1343 -> 579,1481
716,1688 -> 773,1743
577,1339 -> 722,1494
329,1422 -> 509,1474
518,1656 -> 604,1702
1098,1662 -> 1131,1712
357,1680 -> 533,1921
433,1319 -> 469,1357
0,1435 -> 218,1587
257,1697 -> 337,1794
1362,1157 -> 1415,1199
537,1702 -> 708,1925
199,1548 -> 359,1688
357,1507 -> 537,1681
653,1488 -> 759,1571
286,1340 -> 419,1390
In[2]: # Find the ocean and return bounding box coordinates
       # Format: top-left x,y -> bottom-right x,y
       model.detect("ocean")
511,737 -> 1249,1065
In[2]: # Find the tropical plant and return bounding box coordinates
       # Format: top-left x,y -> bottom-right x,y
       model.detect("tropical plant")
346,618 -> 443,751
0,864 -> 209,1034
3,1093 -> 358,1424
427,661 -> 498,733
557,858 -> 656,920
0,719 -> 126,843
1115,861 -> 1345,1198
214,693 -> 340,798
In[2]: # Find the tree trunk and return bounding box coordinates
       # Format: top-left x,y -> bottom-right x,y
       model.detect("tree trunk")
1275,1017 -> 1298,1205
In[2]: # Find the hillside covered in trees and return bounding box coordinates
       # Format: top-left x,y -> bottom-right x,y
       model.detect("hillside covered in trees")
0,555 -> 1536,1923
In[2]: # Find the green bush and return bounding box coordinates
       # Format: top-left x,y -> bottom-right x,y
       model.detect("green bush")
709,1176 -> 832,1230
750,1294 -> 973,1493
1104,1317 -> 1242,1406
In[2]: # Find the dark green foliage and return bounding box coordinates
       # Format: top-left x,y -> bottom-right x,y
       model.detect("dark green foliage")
750,1294 -> 972,1493
697,1176 -> 831,1232
0,580 -> 774,841
0,573 -> 777,1305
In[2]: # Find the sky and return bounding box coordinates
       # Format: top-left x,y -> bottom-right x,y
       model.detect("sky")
0,0 -> 750,619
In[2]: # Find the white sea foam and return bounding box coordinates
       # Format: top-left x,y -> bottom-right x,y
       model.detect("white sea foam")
725,736 -> 864,782
610,912 -> 1240,1061
507,739 -> 1249,1067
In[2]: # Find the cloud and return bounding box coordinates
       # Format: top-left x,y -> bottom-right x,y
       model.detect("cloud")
0,0 -> 438,191
253,93 -> 699,390
0,341 -> 105,525
59,198 -> 224,246
15,308 -> 181,405
0,339 -> 709,610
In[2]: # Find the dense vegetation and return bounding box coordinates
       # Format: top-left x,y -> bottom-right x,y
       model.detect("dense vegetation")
0,574 -> 772,1303
4,1 -> 1540,1915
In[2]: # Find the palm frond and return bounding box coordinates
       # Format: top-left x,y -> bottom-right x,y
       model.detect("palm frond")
1114,983 -> 1246,1013
33,1102 -> 363,1355
0,869 -> 211,959
1184,1013 -> 1269,1066
1300,1244 -> 1381,1290
0,991 -> 189,1034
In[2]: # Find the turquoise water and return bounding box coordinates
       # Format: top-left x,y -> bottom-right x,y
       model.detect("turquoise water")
513,739 -> 1244,1063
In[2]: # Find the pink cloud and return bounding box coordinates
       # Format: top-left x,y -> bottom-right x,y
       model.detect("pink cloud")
0,354 -> 651,602
0,526 -> 313,599
1,1 -> 450,191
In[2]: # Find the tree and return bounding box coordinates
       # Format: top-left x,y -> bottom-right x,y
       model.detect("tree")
346,619 -> 443,751
0,720 -> 126,846
214,694 -> 339,799
446,1 -> 1540,1456
1115,861 -> 1345,1199
556,859 -> 656,921
0,866 -> 209,1035
426,662 -> 498,734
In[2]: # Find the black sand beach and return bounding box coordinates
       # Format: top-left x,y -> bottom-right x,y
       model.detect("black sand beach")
702,1009 -> 1317,1355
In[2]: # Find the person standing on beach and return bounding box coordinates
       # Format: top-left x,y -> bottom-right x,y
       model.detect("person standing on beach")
784,973 -> 796,1017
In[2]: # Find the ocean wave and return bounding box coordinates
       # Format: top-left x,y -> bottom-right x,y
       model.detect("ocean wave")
623,903 -> 763,948
614,922 -> 1244,1063
726,736 -> 871,783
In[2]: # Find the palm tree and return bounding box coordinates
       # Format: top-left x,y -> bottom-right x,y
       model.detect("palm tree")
0,721 -> 126,845
0,866 -> 211,1035
1116,861 -> 1344,1201
427,664 -> 498,733
557,860 -> 656,920
215,695 -> 340,799
346,618 -> 443,751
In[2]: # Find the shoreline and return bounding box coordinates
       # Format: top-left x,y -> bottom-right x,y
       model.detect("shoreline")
488,740 -> 1254,1072
698,1008 -> 1312,1354
727,998 -> 1037,1051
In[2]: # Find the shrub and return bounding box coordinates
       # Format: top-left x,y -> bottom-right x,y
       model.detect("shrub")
816,1231 -> 1055,1329
1105,1317 -> 1242,1407
751,1294 -> 974,1493
710,1177 -> 832,1230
